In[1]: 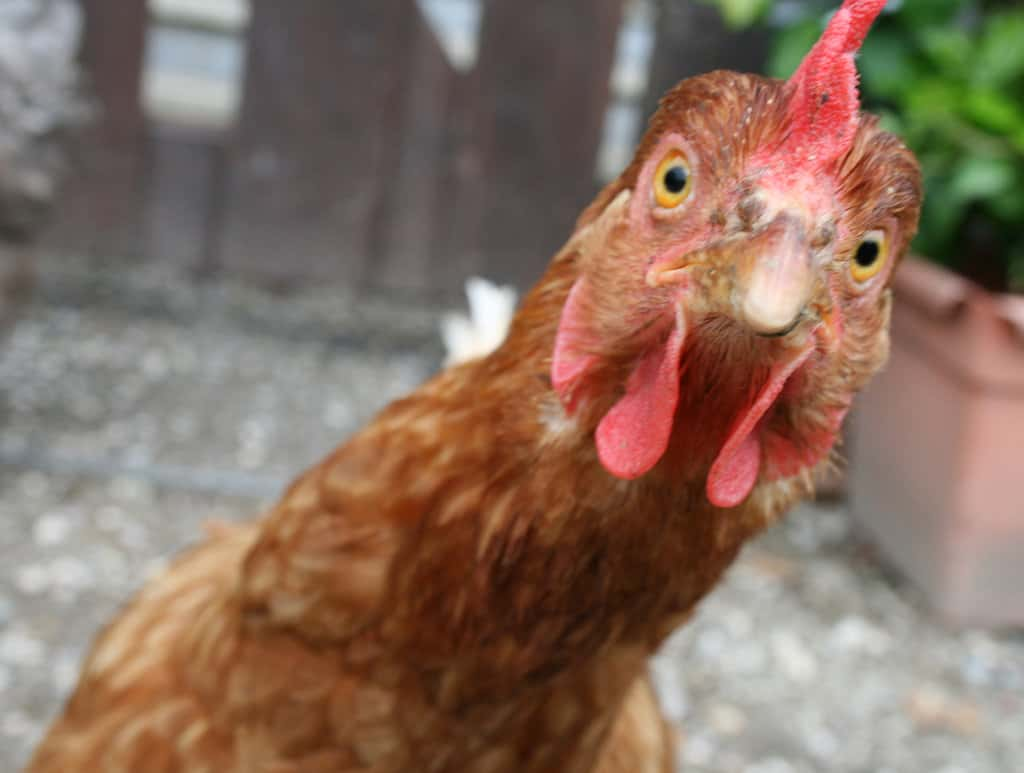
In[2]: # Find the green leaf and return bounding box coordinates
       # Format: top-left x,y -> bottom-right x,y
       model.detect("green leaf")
1009,251 -> 1024,293
985,179 -> 1024,222
767,20 -> 821,80
697,0 -> 772,29
898,0 -> 963,27
963,89 -> 1024,135
915,27 -> 972,78
903,77 -> 963,126
973,11 -> 1024,88
859,29 -> 921,101
874,108 -> 906,136
949,156 -> 1015,202
915,171 -> 968,259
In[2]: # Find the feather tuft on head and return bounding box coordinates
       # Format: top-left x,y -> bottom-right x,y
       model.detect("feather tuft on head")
779,0 -> 886,173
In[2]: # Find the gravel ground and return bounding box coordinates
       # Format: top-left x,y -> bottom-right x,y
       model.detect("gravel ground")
1,255 -> 1022,772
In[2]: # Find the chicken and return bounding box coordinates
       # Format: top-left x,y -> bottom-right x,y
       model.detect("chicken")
28,1 -> 921,771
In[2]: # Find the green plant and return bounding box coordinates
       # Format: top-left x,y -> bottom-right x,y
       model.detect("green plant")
704,0 -> 1024,292
698,0 -> 773,29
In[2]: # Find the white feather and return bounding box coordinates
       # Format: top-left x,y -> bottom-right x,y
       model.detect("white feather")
441,277 -> 518,366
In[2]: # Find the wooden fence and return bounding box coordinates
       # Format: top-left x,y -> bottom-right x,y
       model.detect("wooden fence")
47,0 -> 764,298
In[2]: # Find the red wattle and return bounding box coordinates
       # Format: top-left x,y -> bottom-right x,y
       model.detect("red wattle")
706,344 -> 815,508
707,430 -> 762,509
596,322 -> 686,480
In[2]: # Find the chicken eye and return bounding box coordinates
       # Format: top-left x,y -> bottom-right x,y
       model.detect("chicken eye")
653,152 -> 692,209
850,229 -> 889,283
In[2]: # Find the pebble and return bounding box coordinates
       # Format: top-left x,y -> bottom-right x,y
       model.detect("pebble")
771,630 -> 819,684
906,683 -> 981,736
0,631 -> 45,668
708,702 -> 747,735
1,710 -> 40,742
48,556 -> 96,596
52,652 -> 81,694
682,733 -> 715,767
829,615 -> 892,656
650,655 -> 689,722
14,564 -> 49,595
743,759 -> 796,773
32,512 -> 72,547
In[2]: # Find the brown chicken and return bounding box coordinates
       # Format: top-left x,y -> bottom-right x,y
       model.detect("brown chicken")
29,1 -> 921,771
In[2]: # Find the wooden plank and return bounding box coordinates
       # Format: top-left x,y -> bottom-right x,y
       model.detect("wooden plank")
142,128 -> 226,273
81,0 -> 148,143
217,0 -> 417,286
643,0 -> 769,122
0,243 -> 35,330
45,0 -> 148,260
365,11 -> 466,298
452,0 -> 627,291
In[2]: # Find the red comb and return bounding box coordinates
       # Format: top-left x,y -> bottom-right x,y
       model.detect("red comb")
781,0 -> 886,171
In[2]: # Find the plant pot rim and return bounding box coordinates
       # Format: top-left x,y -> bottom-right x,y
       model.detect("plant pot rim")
891,256 -> 1024,392
895,256 -> 1024,345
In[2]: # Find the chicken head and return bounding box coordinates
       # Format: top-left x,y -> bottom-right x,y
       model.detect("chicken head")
551,0 -> 922,508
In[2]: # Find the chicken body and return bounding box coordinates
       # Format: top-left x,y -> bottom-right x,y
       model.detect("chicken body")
29,288 -> 731,771
30,1 -> 921,769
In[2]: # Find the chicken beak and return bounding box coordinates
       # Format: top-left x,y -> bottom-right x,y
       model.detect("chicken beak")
734,215 -> 813,337
646,212 -> 820,341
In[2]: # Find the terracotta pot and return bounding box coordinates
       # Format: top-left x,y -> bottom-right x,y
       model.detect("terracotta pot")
849,256 -> 1024,626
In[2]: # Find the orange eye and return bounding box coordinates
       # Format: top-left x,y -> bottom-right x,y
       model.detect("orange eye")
653,151 -> 692,209
850,229 -> 889,283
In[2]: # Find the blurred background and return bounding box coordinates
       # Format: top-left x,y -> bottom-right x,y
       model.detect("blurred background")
0,0 -> 1022,771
